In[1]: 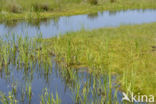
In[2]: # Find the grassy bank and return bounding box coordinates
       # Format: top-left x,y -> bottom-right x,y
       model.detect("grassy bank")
0,0 -> 156,21
44,23 -> 156,97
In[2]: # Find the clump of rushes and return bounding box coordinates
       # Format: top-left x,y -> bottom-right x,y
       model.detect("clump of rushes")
0,33 -> 53,71
0,38 -> 3,70
68,72 -> 115,104
0,91 -> 18,104
2,44 -> 10,66
25,83 -> 32,104
40,88 -> 61,104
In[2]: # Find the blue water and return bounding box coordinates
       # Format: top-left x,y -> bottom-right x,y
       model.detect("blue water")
0,60 -> 122,104
0,9 -> 156,38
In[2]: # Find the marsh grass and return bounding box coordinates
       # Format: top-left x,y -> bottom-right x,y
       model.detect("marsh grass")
0,23 -> 155,103
45,23 -> 156,97
0,90 -> 18,104
0,33 -> 52,72
40,88 -> 61,104
0,49 -> 117,104
0,34 -> 57,104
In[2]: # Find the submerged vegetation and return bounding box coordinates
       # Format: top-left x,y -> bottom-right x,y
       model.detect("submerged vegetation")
0,0 -> 156,21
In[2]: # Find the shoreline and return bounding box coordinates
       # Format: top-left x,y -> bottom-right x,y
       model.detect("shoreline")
0,2 -> 156,22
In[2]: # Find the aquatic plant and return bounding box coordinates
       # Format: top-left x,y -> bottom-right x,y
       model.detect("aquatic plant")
25,83 -> 32,104
0,91 -> 18,104
40,88 -> 61,104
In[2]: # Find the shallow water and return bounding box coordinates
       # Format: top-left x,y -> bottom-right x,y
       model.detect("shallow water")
0,9 -> 156,38
0,61 -> 72,104
0,9 -> 155,104
0,35 -> 123,103
0,60 -> 122,104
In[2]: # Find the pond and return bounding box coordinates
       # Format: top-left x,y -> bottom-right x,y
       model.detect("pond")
0,9 -> 155,104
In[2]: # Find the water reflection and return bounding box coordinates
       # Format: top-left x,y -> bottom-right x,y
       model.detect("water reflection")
0,35 -> 121,103
0,59 -> 122,104
0,9 -> 156,38
87,12 -> 98,19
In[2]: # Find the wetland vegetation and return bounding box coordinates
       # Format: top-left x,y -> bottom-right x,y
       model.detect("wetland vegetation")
45,22 -> 156,97
0,0 -> 156,103
0,22 -> 155,103
0,32 -> 118,103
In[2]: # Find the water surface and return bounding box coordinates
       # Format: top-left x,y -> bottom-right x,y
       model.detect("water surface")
0,60 -> 122,104
0,9 -> 156,38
